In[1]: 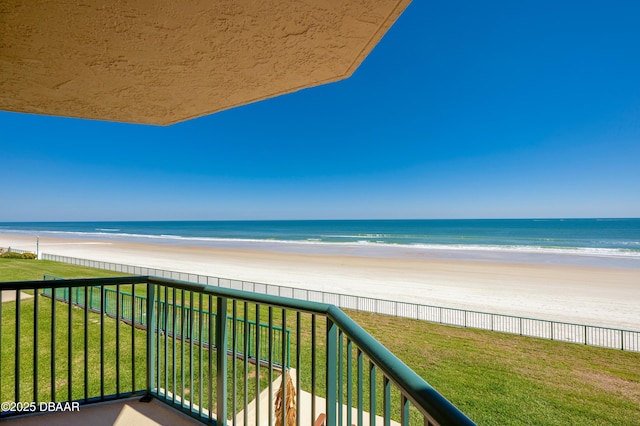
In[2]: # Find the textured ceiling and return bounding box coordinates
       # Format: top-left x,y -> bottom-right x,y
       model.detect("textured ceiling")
0,0 -> 411,125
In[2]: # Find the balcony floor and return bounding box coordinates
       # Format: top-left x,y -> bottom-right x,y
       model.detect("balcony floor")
2,397 -> 202,426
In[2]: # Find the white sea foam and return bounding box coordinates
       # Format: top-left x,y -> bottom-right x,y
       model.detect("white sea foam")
2,228 -> 639,260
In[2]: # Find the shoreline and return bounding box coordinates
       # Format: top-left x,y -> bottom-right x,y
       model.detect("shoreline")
2,233 -> 639,330
2,229 -> 639,269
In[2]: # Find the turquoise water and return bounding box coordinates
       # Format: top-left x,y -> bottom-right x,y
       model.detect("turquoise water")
1,219 -> 639,257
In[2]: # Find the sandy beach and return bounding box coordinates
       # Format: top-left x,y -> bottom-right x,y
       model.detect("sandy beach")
2,234 -> 639,330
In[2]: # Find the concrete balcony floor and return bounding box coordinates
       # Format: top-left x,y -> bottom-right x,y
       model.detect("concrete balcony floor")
3,369 -> 399,426
2,397 -> 202,426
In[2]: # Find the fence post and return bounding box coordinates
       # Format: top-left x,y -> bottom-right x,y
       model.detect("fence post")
216,296 -> 228,423
519,317 -> 523,336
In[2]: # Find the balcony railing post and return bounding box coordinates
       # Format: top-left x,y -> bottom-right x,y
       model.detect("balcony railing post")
216,296 -> 228,423
15,293 -> 21,402
326,317 -> 337,426
146,281 -> 156,398
33,291 -> 39,403
100,285 -> 105,399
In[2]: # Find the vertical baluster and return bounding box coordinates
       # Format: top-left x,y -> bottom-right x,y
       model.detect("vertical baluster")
347,338 -> 353,426
33,290 -> 39,404
84,286 -> 89,401
326,318 -> 337,426
173,287 -> 178,404
208,295 -> 214,421
181,289 -> 185,405
338,330 -> 343,426
216,296 -> 228,424
357,349 -> 363,426
296,311 -> 301,426
146,282 -> 156,399
68,285 -> 73,401
115,284 -> 120,397
383,376 -> 391,426
311,314 -> 316,425
244,302 -> 250,426
370,361 -> 376,426
165,286 -> 169,400
255,305 -> 261,426
51,286 -> 57,401
268,307 -> 273,426
131,284 -> 136,394
232,300 -> 237,425
100,284 -> 105,400
190,291 -> 194,412
15,290 -> 21,402
199,292 -> 204,417
280,309 -> 288,426
401,395 -> 410,426
156,291 -> 161,399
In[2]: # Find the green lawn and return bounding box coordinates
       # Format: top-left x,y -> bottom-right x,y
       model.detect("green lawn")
0,259 -> 129,281
2,258 -> 640,425
349,311 -> 640,425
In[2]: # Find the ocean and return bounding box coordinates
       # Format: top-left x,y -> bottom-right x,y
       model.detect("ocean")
1,219 -> 639,267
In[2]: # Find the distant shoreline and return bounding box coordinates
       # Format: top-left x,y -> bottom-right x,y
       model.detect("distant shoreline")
1,229 -> 639,269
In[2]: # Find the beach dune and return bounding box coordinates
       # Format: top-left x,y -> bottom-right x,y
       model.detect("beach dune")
1,235 -> 639,330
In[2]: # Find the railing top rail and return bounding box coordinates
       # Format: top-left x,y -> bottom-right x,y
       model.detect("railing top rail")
1,276 -> 148,290
2,275 -> 333,315
148,276 -> 334,315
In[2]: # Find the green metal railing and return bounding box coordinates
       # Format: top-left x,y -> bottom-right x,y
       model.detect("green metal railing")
41,276 -> 290,368
1,276 -> 474,425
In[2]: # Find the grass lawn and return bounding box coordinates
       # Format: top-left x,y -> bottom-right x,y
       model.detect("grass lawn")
1,258 -> 640,425
0,259 -> 129,281
349,311 -> 640,425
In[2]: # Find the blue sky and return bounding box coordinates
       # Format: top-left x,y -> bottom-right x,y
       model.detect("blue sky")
2,1 -> 639,221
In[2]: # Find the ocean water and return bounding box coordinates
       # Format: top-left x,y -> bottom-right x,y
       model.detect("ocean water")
1,219 -> 639,265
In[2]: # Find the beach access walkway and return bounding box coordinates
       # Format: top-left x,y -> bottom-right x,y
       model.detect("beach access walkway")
154,369 -> 398,426
1,289 -> 33,303
231,369 -> 399,426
